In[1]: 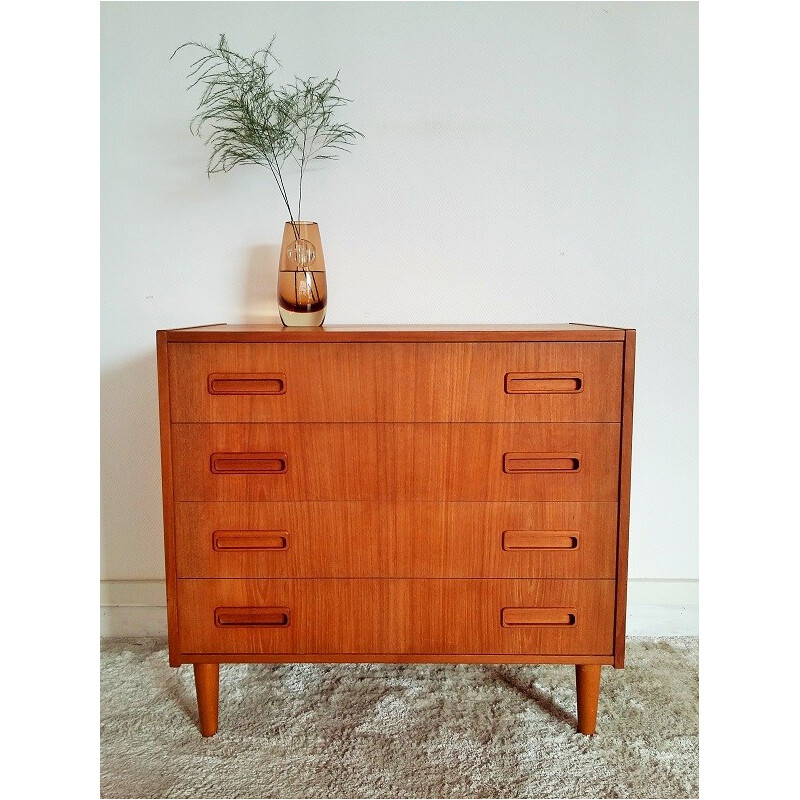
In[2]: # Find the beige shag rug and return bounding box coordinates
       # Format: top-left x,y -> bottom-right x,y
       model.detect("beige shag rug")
100,637 -> 698,799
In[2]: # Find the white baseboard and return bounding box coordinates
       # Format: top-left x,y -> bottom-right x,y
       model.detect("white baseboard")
624,579 -> 698,636
101,605 -> 167,638
100,580 -> 166,638
100,579 -> 699,638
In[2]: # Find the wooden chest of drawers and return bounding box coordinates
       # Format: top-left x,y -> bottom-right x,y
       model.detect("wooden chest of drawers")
156,324 -> 635,736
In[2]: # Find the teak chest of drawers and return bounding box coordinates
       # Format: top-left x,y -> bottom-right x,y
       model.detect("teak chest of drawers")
156,324 -> 635,736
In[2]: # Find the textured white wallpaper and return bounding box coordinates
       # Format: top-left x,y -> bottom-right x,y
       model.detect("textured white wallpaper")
100,1 -> 698,582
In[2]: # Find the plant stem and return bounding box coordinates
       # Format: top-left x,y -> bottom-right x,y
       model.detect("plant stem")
265,160 -> 296,232
298,124 -> 308,222
258,128 -> 299,239
309,270 -> 321,303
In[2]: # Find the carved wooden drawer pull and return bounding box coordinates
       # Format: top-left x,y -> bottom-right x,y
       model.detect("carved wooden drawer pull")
210,452 -> 288,474
502,531 -> 579,550
503,453 -> 581,473
501,607 -> 577,627
212,531 -> 289,551
208,373 -> 286,395
505,372 -> 583,394
214,607 -> 290,627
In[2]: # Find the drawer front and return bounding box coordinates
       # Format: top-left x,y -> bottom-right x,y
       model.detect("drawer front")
174,501 -> 618,578
171,423 -> 620,501
168,342 -> 623,423
176,578 -> 615,656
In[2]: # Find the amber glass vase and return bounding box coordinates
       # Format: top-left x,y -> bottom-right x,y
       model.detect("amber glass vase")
277,221 -> 327,326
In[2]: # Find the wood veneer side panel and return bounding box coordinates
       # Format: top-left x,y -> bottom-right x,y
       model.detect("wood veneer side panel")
156,331 -> 182,666
614,329 -> 636,668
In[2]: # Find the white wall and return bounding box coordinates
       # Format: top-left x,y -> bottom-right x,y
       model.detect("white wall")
100,1 -> 698,634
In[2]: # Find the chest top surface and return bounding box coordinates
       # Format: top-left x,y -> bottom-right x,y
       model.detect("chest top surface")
158,323 -> 628,344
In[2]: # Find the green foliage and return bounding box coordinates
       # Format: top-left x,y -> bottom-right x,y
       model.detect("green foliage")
172,34 -> 363,226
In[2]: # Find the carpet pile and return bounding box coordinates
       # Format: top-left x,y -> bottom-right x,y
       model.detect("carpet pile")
100,637 -> 698,798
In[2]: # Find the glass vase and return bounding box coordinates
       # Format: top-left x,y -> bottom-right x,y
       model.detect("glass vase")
277,221 -> 327,327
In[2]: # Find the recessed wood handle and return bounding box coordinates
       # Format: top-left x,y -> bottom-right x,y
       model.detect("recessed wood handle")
208,373 -> 286,395
505,372 -> 583,394
501,607 -> 577,627
212,531 -> 289,551
214,607 -> 290,627
503,453 -> 580,473
210,452 -> 288,474
502,531 -> 579,550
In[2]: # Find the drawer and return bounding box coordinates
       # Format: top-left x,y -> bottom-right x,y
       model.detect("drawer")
176,578 -> 615,656
171,423 -> 620,501
167,342 -> 623,423
174,501 -> 618,578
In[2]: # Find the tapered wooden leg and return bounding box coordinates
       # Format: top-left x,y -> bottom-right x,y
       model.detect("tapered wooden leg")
575,664 -> 601,735
193,663 -> 219,737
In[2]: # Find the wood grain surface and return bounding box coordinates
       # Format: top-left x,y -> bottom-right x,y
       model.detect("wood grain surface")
174,501 -> 618,579
157,325 -> 635,735
614,329 -> 636,668
176,578 -> 616,656
156,330 -> 181,665
168,342 -> 623,423
170,422 -> 620,502
163,324 -> 626,343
